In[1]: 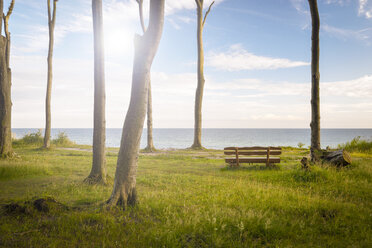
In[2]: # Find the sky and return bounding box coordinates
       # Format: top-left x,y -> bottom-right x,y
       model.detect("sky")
2,0 -> 372,128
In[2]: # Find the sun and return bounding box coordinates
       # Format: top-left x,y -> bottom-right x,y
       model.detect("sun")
104,26 -> 134,57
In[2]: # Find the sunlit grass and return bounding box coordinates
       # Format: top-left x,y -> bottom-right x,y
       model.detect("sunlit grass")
338,136 -> 372,154
0,145 -> 371,247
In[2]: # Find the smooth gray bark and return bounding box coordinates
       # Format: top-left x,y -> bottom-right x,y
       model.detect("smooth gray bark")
191,0 -> 214,150
136,0 -> 155,152
85,0 -> 107,184
0,0 -> 3,35
0,0 -> 14,157
308,0 -> 321,162
44,0 -> 57,149
107,0 -> 165,208
145,81 -> 155,152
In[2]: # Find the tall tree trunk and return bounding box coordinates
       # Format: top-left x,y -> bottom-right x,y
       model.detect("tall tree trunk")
107,0 -> 164,208
85,0 -> 107,184
0,0 -> 14,157
44,0 -> 57,149
136,0 -> 155,153
145,80 -> 155,152
308,0 -> 321,162
0,0 -> 3,35
191,0 -> 214,150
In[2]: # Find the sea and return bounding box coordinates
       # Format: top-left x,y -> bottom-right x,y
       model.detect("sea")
11,128 -> 372,150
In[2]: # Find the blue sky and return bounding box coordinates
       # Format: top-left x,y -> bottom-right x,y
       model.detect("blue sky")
3,0 -> 372,128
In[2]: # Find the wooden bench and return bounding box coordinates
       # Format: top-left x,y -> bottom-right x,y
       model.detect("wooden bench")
224,147 -> 282,167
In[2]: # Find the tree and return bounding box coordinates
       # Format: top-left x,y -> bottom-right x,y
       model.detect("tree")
85,0 -> 107,184
44,0 -> 58,149
136,0 -> 155,152
191,0 -> 214,150
107,0 -> 165,208
308,0 -> 320,162
145,82 -> 155,151
0,0 -> 15,157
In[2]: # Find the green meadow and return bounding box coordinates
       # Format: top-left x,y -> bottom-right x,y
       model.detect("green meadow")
0,141 -> 371,247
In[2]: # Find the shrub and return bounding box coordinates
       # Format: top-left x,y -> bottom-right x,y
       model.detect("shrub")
297,142 -> 305,148
13,130 -> 43,146
338,136 -> 372,154
52,132 -> 74,146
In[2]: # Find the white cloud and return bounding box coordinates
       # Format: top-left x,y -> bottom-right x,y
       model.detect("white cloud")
206,44 -> 309,71
207,75 -> 372,99
324,0 -> 350,5
290,0 -> 309,15
359,0 -> 372,19
323,24 -> 372,42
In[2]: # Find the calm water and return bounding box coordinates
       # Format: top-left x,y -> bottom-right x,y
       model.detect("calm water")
11,128 -> 372,149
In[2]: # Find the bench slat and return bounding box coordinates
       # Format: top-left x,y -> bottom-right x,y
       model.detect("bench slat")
225,158 -> 281,164
224,146 -> 281,151
224,151 -> 282,156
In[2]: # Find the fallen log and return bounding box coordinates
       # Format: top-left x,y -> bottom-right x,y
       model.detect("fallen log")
321,149 -> 351,167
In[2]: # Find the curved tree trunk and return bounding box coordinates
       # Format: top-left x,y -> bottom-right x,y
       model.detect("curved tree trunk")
191,0 -> 214,150
0,37 -> 12,157
192,2 -> 205,150
136,0 -> 155,153
85,0 -> 107,184
145,80 -> 155,152
107,0 -> 165,208
0,0 -> 14,157
44,0 -> 57,149
308,0 -> 321,162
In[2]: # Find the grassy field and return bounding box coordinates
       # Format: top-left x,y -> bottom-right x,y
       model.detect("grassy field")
0,143 -> 371,247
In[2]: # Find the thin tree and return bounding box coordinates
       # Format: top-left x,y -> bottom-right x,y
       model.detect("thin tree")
308,0 -> 320,161
85,0 -> 107,184
191,0 -> 214,150
0,0 -> 15,157
136,0 -> 155,152
107,0 -> 165,208
44,0 -> 58,149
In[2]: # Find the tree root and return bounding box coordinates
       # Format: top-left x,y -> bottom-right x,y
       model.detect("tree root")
83,175 -> 107,185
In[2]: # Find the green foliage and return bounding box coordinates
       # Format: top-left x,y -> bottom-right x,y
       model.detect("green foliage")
12,131 -> 75,147
13,129 -> 43,146
0,146 -> 371,247
338,136 -> 372,154
51,132 -> 75,147
297,142 -> 305,148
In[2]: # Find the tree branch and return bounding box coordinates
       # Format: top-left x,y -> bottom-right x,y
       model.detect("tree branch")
5,0 -> 14,19
195,0 -> 202,9
202,1 -> 214,27
52,0 -> 58,25
47,0 -> 51,23
3,0 -> 15,41
136,0 -> 146,33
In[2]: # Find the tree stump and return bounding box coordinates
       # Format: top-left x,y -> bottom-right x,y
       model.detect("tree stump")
321,149 -> 351,167
301,157 -> 310,170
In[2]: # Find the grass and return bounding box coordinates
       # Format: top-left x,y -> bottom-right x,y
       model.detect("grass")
0,143 -> 371,247
338,136 -> 372,154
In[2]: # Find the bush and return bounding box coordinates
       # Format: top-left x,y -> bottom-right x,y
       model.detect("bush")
297,142 -> 305,148
338,136 -> 372,154
52,132 -> 74,146
13,130 -> 43,146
